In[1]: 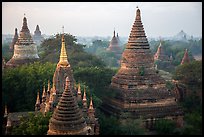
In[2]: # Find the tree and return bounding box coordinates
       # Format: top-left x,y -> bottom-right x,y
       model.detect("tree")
2,62 -> 56,112
11,112 -> 52,135
154,119 -> 177,135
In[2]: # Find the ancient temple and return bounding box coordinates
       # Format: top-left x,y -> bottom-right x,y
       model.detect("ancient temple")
180,49 -> 190,65
154,41 -> 169,61
51,29 -> 76,104
101,7 -> 183,126
154,40 -> 174,71
106,30 -> 121,55
33,25 -> 44,46
34,28 -> 99,135
9,28 -> 18,51
47,77 -> 88,135
6,16 -> 39,68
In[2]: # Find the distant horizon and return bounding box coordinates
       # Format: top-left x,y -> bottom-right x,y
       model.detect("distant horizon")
3,2 -> 202,38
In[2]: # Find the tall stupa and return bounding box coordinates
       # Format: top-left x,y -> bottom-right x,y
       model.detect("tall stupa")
101,7 -> 183,127
33,25 -> 44,46
6,15 -> 39,68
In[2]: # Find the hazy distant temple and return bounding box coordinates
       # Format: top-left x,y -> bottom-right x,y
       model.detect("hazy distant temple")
106,30 -> 121,55
153,40 -> 174,71
180,49 -> 190,65
33,25 -> 44,46
6,16 -> 39,68
9,28 -> 18,51
101,8 -> 183,128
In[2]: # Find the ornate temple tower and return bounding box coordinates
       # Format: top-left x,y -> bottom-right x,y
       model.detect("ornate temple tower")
154,41 -> 169,61
47,77 -> 88,135
180,49 -> 190,65
9,28 -> 18,51
33,25 -> 44,46
6,16 -> 39,68
102,8 -> 183,123
106,30 -> 121,55
52,27 -> 76,104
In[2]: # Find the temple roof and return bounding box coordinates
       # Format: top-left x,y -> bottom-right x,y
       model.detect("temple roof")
47,77 -> 87,134
109,7 -> 168,100
34,25 -> 41,36
9,28 -> 18,50
16,16 -> 34,45
107,30 -> 121,52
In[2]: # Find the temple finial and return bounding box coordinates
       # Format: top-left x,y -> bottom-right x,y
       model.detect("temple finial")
62,26 -> 64,34
83,87 -> 87,101
113,28 -> 115,37
58,26 -> 69,66
89,96 -> 94,110
24,13 -> 26,17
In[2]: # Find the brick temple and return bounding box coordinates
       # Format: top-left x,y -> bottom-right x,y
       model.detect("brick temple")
101,7 -> 183,128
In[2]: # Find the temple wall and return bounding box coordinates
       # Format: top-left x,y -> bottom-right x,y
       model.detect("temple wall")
13,44 -> 39,59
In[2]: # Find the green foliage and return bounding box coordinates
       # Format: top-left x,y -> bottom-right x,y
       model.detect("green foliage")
73,67 -> 117,98
172,60 -> 202,135
85,39 -> 122,68
39,33 -> 105,68
150,40 -> 200,67
11,112 -> 52,135
173,60 -> 202,87
2,62 -> 56,112
154,119 -> 177,135
97,110 -> 146,135
2,43 -> 13,61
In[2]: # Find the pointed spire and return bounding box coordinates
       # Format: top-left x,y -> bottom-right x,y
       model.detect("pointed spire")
47,80 -> 50,92
9,28 -> 18,50
89,97 -> 94,110
78,83 -> 81,95
136,7 -> 141,20
52,82 -> 57,95
82,86 -> 87,109
35,91 -> 41,111
58,26 -> 69,67
42,85 -> 46,98
83,86 -> 87,101
16,14 -> 34,45
22,15 -> 28,30
181,49 -> 190,65
36,91 -> 40,105
113,29 -> 115,37
36,25 -> 40,31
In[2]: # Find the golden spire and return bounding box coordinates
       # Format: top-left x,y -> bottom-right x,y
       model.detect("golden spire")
58,26 -> 69,67
36,91 -> 40,105
89,97 -> 94,110
83,86 -> 87,101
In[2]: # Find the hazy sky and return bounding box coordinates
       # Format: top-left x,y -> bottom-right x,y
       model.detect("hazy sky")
2,2 -> 202,37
